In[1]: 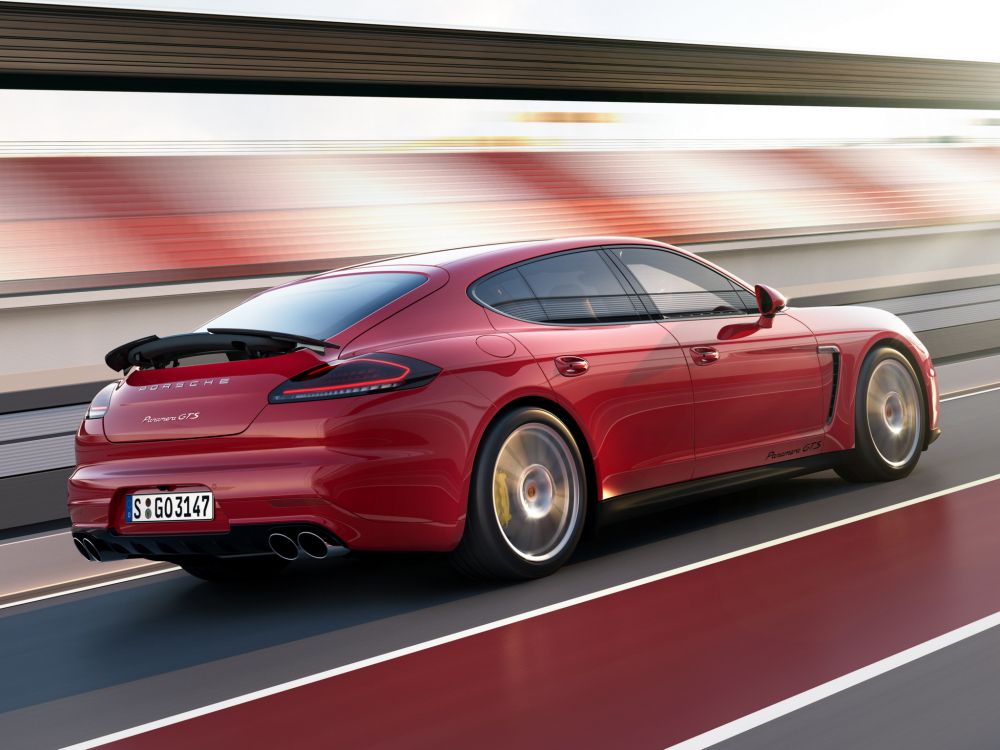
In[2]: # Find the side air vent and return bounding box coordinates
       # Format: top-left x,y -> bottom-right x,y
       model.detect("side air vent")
818,346 -> 841,424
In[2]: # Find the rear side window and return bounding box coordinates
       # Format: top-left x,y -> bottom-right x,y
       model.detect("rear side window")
609,246 -> 757,317
473,250 -> 642,324
204,272 -> 426,340
473,268 -> 546,321
518,250 -> 640,323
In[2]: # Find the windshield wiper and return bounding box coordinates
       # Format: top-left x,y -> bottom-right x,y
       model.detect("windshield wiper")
207,328 -> 340,351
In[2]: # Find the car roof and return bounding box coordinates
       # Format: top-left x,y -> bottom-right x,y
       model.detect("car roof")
340,236 -> 687,276
301,236 -> 753,293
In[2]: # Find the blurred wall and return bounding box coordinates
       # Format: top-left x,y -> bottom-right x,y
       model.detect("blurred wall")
3,143 -> 1000,393
3,145 -> 1000,294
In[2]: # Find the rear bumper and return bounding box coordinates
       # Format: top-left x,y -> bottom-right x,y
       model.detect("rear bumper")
73,523 -> 342,562
68,448 -> 466,553
70,372 -> 494,554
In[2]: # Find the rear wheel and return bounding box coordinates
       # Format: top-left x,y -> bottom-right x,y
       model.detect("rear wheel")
836,346 -> 925,483
451,407 -> 587,580
177,555 -> 289,582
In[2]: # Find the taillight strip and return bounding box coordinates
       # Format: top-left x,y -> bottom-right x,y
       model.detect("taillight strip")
282,359 -> 411,395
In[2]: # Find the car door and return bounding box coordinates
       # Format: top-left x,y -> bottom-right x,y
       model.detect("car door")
605,245 -> 827,479
475,247 -> 696,498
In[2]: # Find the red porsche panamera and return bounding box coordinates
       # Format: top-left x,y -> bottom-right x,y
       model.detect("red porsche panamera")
69,237 -> 940,580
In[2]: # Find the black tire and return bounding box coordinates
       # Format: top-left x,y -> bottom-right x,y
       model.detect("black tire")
450,407 -> 587,580
177,555 -> 290,582
836,346 -> 926,483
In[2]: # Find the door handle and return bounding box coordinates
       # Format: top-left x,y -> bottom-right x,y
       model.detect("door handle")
555,355 -> 589,377
691,346 -> 720,365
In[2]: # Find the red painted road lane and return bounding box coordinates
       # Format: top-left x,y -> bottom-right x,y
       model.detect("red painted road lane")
102,479 -> 1000,750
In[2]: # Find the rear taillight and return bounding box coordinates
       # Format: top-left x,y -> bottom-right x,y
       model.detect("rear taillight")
268,353 -> 440,404
86,382 -> 118,419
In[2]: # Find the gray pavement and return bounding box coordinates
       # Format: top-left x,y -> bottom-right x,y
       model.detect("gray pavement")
0,532 -> 161,605
936,353 -> 1000,395
717,625 -> 1000,750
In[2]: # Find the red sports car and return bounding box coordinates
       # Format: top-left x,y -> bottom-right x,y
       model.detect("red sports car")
70,237 -> 940,580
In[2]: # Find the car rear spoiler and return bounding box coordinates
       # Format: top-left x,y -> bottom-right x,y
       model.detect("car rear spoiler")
105,332 -> 298,373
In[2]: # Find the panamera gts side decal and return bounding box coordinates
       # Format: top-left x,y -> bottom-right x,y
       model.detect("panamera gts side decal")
767,440 -> 822,460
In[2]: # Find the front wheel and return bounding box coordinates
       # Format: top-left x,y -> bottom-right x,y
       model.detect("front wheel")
836,346 -> 925,483
177,555 -> 290,582
451,407 -> 587,580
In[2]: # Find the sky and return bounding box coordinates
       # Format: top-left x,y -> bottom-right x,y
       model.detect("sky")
4,0 -> 1000,149
2,92 -> 996,149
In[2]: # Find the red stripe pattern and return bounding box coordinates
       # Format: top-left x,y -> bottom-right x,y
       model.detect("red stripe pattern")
3,146 -> 1000,290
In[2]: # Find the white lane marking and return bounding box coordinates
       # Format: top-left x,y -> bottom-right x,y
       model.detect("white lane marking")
62,471 -> 1000,750
941,384 -> 1000,402
0,531 -> 68,547
0,567 -> 177,612
665,610 -> 1000,750
0,563 -> 170,607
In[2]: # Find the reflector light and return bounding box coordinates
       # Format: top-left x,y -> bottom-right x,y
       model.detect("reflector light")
269,353 -> 439,403
86,382 -> 118,419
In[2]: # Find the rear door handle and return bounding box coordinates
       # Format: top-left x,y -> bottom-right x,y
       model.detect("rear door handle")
691,346 -> 720,365
555,355 -> 589,377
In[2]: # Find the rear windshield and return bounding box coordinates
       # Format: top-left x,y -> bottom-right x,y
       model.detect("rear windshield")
204,272 -> 426,340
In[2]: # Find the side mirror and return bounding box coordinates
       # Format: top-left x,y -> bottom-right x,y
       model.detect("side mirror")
754,284 -> 787,318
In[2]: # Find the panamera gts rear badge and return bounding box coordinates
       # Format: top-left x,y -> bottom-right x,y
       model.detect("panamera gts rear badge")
137,378 -> 230,391
142,412 -> 200,423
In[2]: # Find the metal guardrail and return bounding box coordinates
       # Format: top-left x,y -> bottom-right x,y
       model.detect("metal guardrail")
3,2 -> 1000,108
864,284 -> 1000,361
869,284 -> 1000,332
0,405 -> 85,479
0,403 -> 88,530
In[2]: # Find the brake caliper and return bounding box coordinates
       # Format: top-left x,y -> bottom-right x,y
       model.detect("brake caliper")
494,470 -> 512,527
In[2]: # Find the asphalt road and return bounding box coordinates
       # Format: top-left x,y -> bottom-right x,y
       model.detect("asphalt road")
0,387 -> 998,749
716,625 -> 1000,750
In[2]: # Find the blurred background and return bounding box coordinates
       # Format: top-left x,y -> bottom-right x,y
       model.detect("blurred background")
4,93 -> 1000,391
3,0 -> 1000,525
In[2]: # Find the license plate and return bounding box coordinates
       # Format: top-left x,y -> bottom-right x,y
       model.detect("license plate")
126,492 -> 214,523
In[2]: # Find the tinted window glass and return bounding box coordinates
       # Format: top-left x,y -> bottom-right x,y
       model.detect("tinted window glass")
610,247 -> 756,318
472,268 -> 545,321
517,251 -> 639,323
205,272 -> 426,340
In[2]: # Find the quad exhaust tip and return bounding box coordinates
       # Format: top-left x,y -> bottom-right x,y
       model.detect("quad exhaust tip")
73,537 -> 92,561
82,537 -> 102,562
268,532 -> 300,561
297,531 -> 347,560
75,536 -> 102,562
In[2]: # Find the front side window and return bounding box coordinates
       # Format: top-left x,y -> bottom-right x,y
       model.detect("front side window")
204,272 -> 427,340
608,246 -> 757,318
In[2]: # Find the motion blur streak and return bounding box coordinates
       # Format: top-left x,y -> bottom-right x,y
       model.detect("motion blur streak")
3,144 -> 1000,294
